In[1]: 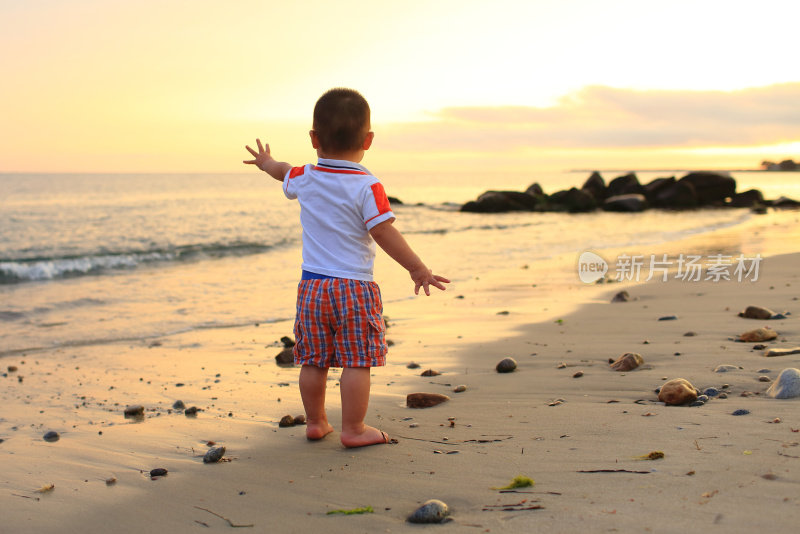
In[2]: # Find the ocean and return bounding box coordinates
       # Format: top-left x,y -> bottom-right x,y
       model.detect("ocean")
1,170 -> 798,357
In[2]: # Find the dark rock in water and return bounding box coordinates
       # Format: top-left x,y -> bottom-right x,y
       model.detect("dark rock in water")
124,405 -> 145,417
765,347 -> 800,357
275,347 -> 294,366
606,173 -> 644,198
658,378 -> 698,405
766,368 -> 800,399
496,357 -> 517,373
525,182 -> 545,197
581,172 -> 606,201
548,187 -> 597,212
150,468 -> 168,478
771,196 -> 800,209
279,415 -> 296,427
732,409 -> 750,416
406,362 -> 421,369
280,336 -> 295,348
610,352 -> 643,371
203,446 -> 226,464
643,176 -> 676,202
678,172 -> 736,205
461,190 -> 540,213
728,189 -> 764,208
407,499 -> 450,524
611,291 -> 630,303
420,369 -> 441,377
653,180 -> 697,209
738,327 -> 778,342
43,431 -> 60,442
603,193 -> 648,212
407,392 -> 450,408
739,305 -> 776,319
172,400 -> 186,410
658,315 -> 677,321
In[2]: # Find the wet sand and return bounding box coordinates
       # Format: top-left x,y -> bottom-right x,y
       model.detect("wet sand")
2,209 -> 800,533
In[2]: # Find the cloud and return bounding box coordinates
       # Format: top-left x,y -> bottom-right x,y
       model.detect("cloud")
379,83 -> 800,151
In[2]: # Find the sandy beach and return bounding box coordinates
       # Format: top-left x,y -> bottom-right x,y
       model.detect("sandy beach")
2,208 -> 800,533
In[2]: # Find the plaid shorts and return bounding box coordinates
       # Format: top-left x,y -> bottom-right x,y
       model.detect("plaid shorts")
293,278 -> 387,368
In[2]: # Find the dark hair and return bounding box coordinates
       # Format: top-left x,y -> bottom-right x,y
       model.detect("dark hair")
313,88 -> 371,153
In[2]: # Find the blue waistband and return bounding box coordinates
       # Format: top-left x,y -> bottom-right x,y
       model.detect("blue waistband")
301,270 -> 336,280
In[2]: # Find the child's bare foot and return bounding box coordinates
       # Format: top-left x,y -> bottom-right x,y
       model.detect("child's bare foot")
306,420 -> 334,441
340,425 -> 392,448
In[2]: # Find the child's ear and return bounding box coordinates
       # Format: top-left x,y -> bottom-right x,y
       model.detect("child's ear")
362,131 -> 374,150
309,130 -> 320,149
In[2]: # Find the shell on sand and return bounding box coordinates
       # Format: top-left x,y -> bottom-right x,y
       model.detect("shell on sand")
766,368 -> 800,399
658,378 -> 698,405
610,353 -> 644,372
738,327 -> 778,343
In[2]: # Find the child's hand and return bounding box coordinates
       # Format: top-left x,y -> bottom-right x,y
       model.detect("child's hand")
409,267 -> 450,296
243,138 -> 273,172
244,139 -> 292,181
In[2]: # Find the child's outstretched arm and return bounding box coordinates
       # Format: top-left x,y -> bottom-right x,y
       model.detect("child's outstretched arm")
244,139 -> 292,182
369,220 -> 449,296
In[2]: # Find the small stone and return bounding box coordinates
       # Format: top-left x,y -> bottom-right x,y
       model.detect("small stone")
753,344 -> 768,350
105,477 -> 117,485
610,353 -> 643,372
293,414 -> 306,425
738,305 -> 776,319
453,385 -> 467,393
184,406 -> 199,416
172,400 -> 186,410
732,409 -> 750,416
557,362 -> 567,369
43,431 -> 60,442
7,366 -> 17,372
697,395 -> 709,402
758,376 -> 771,382
421,369 -> 441,377
274,348 -> 294,366
704,387 -> 720,397
123,405 -> 145,417
764,347 -> 800,357
407,499 -> 450,524
149,468 -> 168,478
738,327 -> 778,343
766,368 -> 800,399
406,362 -> 421,369
572,371 -> 584,378
203,446 -> 226,463
683,331 -> 697,337
658,315 -> 677,321
658,378 -> 698,406
407,393 -> 450,408
496,358 -> 517,373
611,291 -> 630,303
280,336 -> 295,348
279,415 -> 296,427
714,365 -> 740,373
689,400 -> 705,407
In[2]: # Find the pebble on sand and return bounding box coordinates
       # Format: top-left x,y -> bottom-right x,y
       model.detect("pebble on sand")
658,378 -> 698,406
407,393 -> 450,409
406,362 -> 421,369
149,468 -> 168,478
714,365 -> 741,373
738,327 -> 778,342
732,409 -> 750,416
764,347 -> 800,357
407,499 -> 450,524
43,431 -> 60,442
421,369 -> 441,377
274,348 -> 294,366
279,415 -> 296,427
739,305 -> 777,319
766,368 -> 800,399
123,405 -> 145,417
610,353 -> 644,372
203,446 -> 226,464
453,385 -> 467,393
611,291 -> 630,303
496,358 -> 517,373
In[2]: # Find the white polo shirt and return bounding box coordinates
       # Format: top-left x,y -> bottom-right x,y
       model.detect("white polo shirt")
283,158 -> 395,281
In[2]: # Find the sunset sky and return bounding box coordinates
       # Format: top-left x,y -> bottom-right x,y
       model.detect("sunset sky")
1,0 -> 798,173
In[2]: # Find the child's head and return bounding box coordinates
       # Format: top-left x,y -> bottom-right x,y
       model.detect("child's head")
312,88 -> 371,155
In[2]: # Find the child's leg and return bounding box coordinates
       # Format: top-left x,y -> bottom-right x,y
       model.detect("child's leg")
299,364 -> 334,440
339,367 -> 389,447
